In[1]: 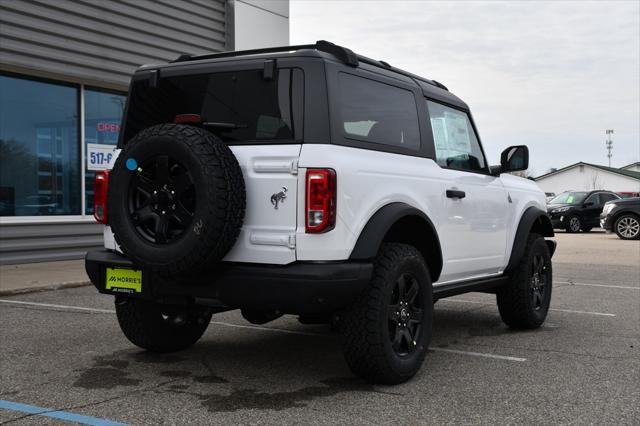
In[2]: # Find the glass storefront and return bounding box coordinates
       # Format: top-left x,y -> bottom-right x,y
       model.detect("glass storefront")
0,73 -> 125,218
0,75 -> 80,216
84,89 -> 126,214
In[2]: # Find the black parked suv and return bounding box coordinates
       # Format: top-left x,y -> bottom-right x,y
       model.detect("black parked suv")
547,190 -> 621,233
600,197 -> 640,240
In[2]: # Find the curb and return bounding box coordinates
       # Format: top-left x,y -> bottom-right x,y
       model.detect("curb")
0,281 -> 91,297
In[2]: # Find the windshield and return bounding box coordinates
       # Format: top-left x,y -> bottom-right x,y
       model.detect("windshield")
549,191 -> 588,205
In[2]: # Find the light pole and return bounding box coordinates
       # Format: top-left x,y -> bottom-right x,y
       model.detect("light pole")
605,129 -> 614,167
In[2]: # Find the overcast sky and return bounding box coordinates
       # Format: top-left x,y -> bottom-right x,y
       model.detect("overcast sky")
290,0 -> 640,175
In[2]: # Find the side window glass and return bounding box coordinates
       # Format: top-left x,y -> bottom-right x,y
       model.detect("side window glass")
600,193 -> 617,203
426,100 -> 487,172
338,73 -> 420,150
585,194 -> 600,204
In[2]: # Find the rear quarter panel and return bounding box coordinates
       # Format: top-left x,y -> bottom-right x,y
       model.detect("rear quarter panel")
296,144 -> 443,261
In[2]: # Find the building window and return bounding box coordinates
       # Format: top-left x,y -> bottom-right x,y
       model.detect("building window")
84,88 -> 126,215
0,75 -> 80,216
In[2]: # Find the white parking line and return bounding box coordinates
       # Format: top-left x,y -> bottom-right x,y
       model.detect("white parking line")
0,299 -> 116,313
440,298 -> 617,317
556,281 -> 639,290
210,321 -> 325,337
0,298 -> 527,362
431,347 -> 526,362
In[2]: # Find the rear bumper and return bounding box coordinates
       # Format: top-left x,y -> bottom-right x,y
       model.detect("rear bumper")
85,250 -> 371,314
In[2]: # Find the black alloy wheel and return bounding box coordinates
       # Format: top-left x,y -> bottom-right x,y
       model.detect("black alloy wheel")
388,273 -> 423,357
128,155 -> 195,244
496,233 -> 553,329
530,253 -> 548,311
340,243 -> 432,384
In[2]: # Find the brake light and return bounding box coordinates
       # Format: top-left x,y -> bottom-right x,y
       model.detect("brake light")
174,114 -> 201,124
305,169 -> 336,233
94,170 -> 110,224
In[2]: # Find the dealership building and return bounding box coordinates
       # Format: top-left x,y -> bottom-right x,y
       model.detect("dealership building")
0,0 -> 289,264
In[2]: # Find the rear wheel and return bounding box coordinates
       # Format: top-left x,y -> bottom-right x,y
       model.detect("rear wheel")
115,298 -> 212,353
497,233 -> 552,329
565,215 -> 581,233
614,214 -> 640,240
340,243 -> 432,384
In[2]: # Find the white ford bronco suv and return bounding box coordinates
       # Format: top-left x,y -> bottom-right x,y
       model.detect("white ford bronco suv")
86,41 -> 556,384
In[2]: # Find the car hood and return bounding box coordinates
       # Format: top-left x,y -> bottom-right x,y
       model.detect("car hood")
547,203 -> 573,211
606,198 -> 640,206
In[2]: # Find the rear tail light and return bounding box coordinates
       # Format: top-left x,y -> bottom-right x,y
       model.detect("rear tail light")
94,170 -> 110,224
305,168 -> 336,233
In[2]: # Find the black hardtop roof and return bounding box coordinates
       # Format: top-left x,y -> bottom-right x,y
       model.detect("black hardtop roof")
139,40 -> 468,110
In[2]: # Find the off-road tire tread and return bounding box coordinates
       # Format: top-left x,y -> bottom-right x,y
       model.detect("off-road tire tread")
115,298 -> 212,353
340,243 -> 431,385
109,124 -> 245,276
496,233 -> 551,329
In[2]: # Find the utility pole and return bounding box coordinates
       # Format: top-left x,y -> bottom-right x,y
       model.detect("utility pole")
605,129 -> 614,167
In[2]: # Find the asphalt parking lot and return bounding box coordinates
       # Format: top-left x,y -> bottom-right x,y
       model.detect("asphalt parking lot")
1,230 -> 638,425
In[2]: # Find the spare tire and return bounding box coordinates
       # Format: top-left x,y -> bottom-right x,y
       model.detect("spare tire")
108,123 -> 245,276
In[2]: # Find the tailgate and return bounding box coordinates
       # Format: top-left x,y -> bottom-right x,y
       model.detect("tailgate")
223,144 -> 301,264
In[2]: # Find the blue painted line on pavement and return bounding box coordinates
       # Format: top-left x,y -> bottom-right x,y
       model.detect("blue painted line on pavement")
0,400 -> 128,426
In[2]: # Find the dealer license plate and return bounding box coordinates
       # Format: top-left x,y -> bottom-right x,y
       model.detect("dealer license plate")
105,267 -> 142,294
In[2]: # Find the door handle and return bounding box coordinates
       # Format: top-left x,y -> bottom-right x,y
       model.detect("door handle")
446,189 -> 466,199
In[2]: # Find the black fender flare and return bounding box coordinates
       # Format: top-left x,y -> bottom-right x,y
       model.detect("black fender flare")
506,206 -> 555,272
349,202 -> 443,280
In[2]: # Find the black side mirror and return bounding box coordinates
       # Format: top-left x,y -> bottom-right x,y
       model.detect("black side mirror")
499,145 -> 529,173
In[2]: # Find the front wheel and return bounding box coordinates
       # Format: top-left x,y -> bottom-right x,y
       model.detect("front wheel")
115,298 -> 212,353
614,214 -> 640,240
496,233 -> 552,329
565,215 -> 581,233
339,243 -> 433,384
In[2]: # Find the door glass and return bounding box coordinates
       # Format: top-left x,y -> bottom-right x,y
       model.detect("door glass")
585,194 -> 600,205
426,100 -> 486,172
600,193 -> 618,203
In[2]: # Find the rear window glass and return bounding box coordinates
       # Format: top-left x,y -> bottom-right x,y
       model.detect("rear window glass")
338,73 -> 420,150
122,68 -> 303,144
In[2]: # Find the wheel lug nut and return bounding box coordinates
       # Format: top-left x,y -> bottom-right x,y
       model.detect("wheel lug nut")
162,210 -> 166,214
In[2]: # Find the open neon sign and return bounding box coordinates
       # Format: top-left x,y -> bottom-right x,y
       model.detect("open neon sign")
96,122 -> 120,132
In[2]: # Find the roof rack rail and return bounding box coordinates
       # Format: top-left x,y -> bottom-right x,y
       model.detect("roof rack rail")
171,40 -> 358,66
356,54 -> 448,91
171,40 -> 448,91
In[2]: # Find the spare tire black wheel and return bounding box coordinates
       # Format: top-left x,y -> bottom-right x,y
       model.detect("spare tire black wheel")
108,124 -> 245,276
